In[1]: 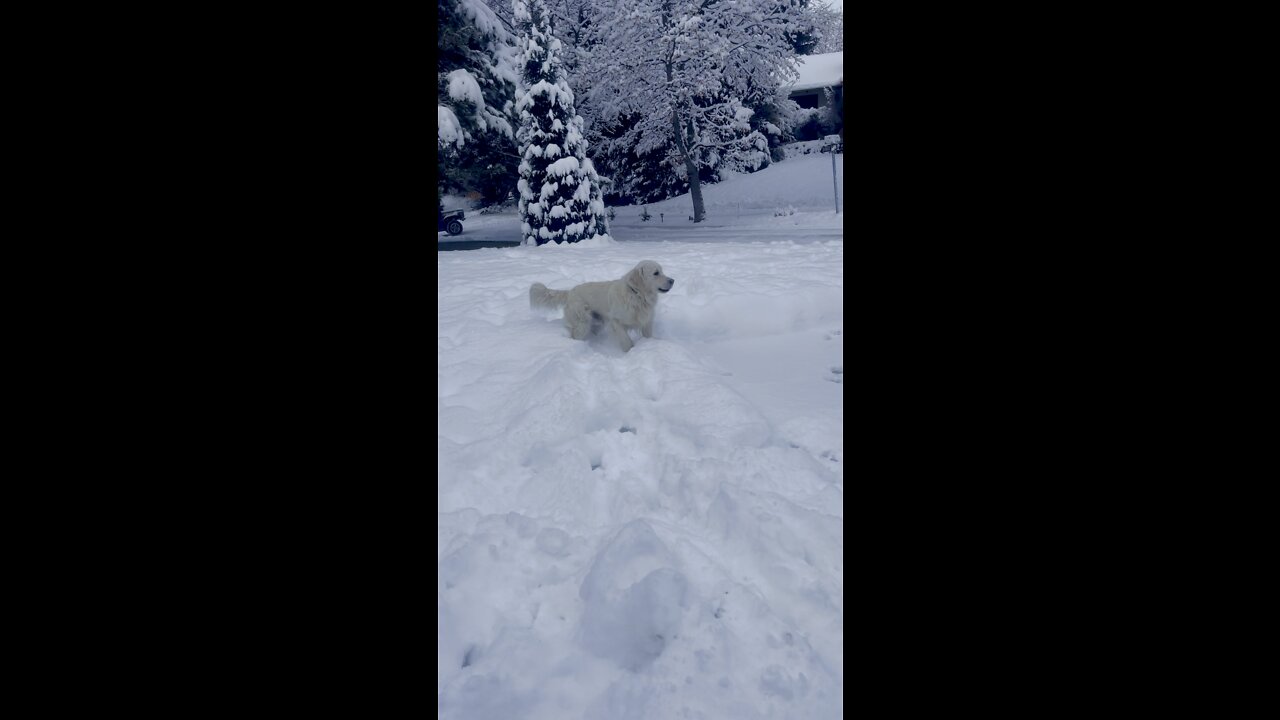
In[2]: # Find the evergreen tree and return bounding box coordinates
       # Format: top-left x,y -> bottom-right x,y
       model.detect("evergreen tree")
438,0 -> 520,205
514,0 -> 608,245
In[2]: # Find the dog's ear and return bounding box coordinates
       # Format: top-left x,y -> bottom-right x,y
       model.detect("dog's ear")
626,264 -> 647,293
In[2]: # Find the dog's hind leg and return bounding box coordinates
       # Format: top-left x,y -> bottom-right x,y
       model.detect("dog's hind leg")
564,298 -> 592,340
566,315 -> 590,340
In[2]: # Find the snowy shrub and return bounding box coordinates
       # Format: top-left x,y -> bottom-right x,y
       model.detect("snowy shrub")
478,192 -> 517,214
774,205 -> 797,217
639,206 -> 651,222
607,207 -> 616,221
792,107 -> 824,142
820,87 -> 839,135
741,90 -> 801,172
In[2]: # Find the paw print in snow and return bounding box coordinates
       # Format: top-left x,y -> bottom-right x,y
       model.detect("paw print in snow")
825,365 -> 843,384
824,329 -> 843,341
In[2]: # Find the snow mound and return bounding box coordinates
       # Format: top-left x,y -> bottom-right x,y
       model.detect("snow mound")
578,520 -> 690,671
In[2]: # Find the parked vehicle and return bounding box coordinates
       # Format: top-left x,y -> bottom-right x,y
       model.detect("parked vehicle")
438,209 -> 465,235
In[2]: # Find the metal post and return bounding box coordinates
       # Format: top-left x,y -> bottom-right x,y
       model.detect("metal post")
832,149 -> 839,214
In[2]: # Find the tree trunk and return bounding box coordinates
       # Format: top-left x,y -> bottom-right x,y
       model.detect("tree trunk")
684,115 -> 704,222
685,155 -> 704,223
670,108 -> 706,224
666,44 -> 705,223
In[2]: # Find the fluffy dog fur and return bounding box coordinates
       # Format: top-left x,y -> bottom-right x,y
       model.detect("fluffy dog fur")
530,260 -> 675,351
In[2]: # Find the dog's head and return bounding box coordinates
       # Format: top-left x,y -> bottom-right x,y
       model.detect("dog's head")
627,260 -> 674,296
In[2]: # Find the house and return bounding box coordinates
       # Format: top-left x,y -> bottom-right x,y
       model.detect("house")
787,51 -> 843,141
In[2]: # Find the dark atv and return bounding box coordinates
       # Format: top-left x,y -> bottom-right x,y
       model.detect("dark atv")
438,209 -> 465,236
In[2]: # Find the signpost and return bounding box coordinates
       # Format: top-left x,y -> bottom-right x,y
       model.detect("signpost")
832,148 -> 840,214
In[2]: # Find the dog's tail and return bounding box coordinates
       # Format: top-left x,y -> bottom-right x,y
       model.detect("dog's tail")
530,282 -> 569,309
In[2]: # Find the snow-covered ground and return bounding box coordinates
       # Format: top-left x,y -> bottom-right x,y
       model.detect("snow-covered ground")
438,151 -> 843,719
441,150 -> 844,245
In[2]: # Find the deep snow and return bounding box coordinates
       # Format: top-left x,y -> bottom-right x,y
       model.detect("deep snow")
439,150 -> 843,719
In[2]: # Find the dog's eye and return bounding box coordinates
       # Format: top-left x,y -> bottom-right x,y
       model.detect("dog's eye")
653,271 -> 659,276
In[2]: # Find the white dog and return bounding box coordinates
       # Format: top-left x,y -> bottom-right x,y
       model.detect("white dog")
530,260 -> 675,351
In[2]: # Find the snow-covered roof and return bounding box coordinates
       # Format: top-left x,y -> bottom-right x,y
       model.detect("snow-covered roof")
789,51 -> 843,92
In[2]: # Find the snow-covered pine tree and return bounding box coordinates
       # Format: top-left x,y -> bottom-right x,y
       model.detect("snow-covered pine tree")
513,0 -> 608,245
513,0 -> 609,245
438,0 -> 521,204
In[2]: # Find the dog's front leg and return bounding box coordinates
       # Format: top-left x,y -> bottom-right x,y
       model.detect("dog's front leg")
609,320 -> 634,351
641,319 -> 653,338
